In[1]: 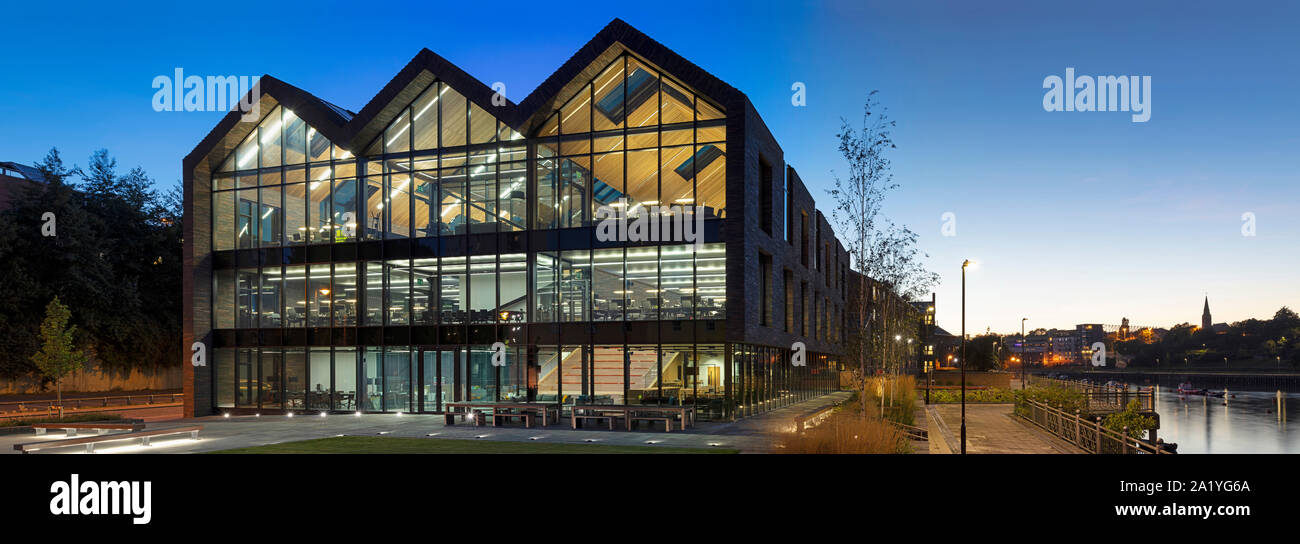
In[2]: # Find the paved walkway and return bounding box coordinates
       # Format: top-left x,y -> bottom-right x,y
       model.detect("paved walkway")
1,393 -> 853,455
927,403 -> 1082,454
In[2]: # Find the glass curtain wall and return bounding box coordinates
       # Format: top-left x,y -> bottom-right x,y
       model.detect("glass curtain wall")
534,54 -> 726,230
213,105 -> 354,251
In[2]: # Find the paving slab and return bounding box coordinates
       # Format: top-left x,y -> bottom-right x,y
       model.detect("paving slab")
928,403 -> 1083,454
0,394 -> 855,455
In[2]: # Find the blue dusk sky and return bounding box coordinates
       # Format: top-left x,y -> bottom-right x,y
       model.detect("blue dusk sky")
1,0 -> 1296,335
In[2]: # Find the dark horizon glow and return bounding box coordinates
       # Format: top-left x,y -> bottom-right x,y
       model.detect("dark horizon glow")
1,0 -> 1296,335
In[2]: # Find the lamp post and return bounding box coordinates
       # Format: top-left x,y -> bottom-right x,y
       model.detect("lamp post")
961,259 -> 971,455
1020,318 -> 1028,389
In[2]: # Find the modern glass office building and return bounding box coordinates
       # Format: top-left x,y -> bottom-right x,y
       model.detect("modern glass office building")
184,19 -> 851,421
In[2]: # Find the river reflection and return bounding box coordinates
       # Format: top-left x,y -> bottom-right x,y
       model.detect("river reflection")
1138,384 -> 1297,454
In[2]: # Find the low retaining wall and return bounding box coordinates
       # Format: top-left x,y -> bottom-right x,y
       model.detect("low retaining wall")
928,371 -> 1012,388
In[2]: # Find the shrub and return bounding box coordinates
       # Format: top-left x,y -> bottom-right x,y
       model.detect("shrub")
928,388 -> 1014,404
861,375 -> 917,426
1103,400 -> 1157,438
1013,385 -> 1086,417
778,401 -> 910,454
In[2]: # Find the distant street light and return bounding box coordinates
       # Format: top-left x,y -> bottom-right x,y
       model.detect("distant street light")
961,259 -> 974,455
1020,318 -> 1028,389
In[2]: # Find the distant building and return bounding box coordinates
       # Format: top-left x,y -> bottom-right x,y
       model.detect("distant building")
911,294 -> 936,372
1009,329 -> 1050,367
0,160 -> 45,211
931,325 -> 961,369
1202,296 -> 1212,331
1046,328 -> 1081,365
1077,323 -> 1105,362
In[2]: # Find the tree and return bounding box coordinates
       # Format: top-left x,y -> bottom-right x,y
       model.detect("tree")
31,296 -> 86,408
0,148 -> 181,380
829,91 -> 897,412
829,92 -> 937,411
964,334 -> 1002,371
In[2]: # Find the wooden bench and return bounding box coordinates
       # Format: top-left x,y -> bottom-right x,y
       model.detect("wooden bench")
32,422 -> 145,436
491,412 -> 535,428
628,416 -> 673,432
14,425 -> 204,454
572,414 -> 619,430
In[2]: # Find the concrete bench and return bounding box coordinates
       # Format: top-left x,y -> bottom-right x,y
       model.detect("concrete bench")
572,414 -> 619,430
491,412 -> 535,428
32,422 -> 145,436
14,425 -> 203,454
628,416 -> 672,432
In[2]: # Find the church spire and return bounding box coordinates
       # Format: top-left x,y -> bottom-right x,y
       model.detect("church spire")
1202,295 -> 1212,330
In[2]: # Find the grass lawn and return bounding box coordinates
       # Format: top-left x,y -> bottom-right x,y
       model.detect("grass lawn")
206,435 -> 739,454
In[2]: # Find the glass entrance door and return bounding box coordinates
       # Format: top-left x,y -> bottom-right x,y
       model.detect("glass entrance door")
418,347 -> 462,413
419,347 -> 437,413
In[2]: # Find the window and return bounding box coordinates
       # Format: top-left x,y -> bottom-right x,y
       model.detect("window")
468,255 -> 496,323
800,212 -> 809,267
534,53 -> 726,230
759,157 -> 772,234
332,263 -> 358,327
364,262 -> 384,326
284,265 -> 306,328
411,258 -> 437,325
592,248 -> 624,322
307,264 -> 331,327
785,167 -> 793,244
386,259 -> 411,325
440,257 -> 466,323
758,253 -> 771,326
499,253 -> 527,322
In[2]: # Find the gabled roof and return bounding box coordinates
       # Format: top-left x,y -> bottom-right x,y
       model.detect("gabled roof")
184,18 -> 747,177
512,18 -> 742,135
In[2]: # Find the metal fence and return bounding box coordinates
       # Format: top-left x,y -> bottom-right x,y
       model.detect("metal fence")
0,393 -> 184,415
1026,375 -> 1153,413
1016,398 -> 1169,454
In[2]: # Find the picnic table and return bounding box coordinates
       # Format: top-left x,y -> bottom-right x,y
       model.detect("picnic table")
443,402 -> 561,428
570,405 -> 696,432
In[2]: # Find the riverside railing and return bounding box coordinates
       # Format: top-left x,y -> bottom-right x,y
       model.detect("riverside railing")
1026,375 -> 1154,413
1016,398 -> 1169,454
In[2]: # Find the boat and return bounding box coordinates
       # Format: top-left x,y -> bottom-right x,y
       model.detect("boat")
1176,382 -> 1225,398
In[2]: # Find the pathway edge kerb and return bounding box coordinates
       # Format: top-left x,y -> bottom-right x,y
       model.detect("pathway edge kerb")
925,406 -> 957,454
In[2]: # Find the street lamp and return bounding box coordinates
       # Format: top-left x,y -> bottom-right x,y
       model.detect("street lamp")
1020,317 -> 1028,389
961,259 -> 973,455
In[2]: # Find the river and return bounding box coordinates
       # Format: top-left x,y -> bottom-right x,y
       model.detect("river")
1139,384 -> 1297,454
